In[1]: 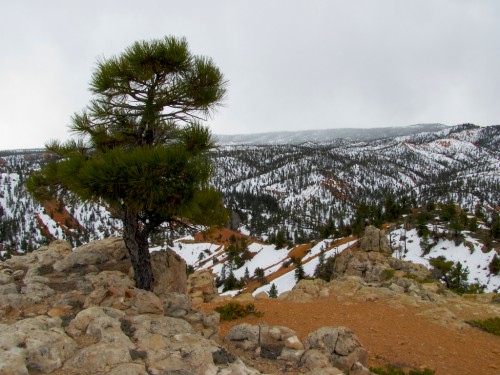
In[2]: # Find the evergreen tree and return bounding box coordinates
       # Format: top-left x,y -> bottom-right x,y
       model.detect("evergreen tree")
489,254 -> 500,276
446,261 -> 470,294
430,257 -> 483,294
491,213 -> 500,239
440,200 -> 457,222
314,251 -> 326,277
313,252 -> 336,281
384,193 -> 400,222
449,218 -> 464,245
222,269 -> 243,292
294,257 -> 305,282
268,283 -> 278,298
319,219 -> 337,239
429,256 -> 454,285
468,217 -> 478,232
254,267 -> 266,285
26,36 -> 228,290
416,211 -> 430,237
274,229 -> 286,249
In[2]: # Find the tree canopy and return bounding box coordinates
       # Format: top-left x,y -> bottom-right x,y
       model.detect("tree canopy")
27,36 -> 228,290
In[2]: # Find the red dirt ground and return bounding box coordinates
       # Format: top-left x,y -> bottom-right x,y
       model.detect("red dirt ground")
204,295 -> 500,375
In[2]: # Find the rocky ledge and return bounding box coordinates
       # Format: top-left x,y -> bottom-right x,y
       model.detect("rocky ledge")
0,237 -> 373,375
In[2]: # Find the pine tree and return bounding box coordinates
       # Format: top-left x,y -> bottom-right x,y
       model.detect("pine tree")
26,36 -> 228,291
489,254 -> 500,276
314,252 -> 326,278
294,258 -> 305,282
274,229 -> 286,249
268,283 -> 278,298
254,267 -> 266,285
446,261 -> 470,293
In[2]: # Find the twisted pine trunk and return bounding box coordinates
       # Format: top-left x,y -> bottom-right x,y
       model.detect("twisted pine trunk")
123,208 -> 154,291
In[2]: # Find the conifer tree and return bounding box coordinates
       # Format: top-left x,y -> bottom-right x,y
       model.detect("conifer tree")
26,36 -> 228,291
268,283 -> 278,298
294,258 -> 305,282
489,254 -> 500,276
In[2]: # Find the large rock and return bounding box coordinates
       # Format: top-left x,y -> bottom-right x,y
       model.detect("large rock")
0,270 -> 14,285
107,363 -> 149,375
53,237 -> 127,272
188,269 -> 218,303
387,257 -> 432,280
0,316 -> 78,374
305,366 -> 345,375
63,342 -> 133,373
151,249 -> 187,295
83,282 -> 164,315
304,326 -> 368,373
332,226 -> 432,288
284,279 -> 329,302
331,226 -> 393,283
66,306 -> 132,347
333,248 -> 391,283
359,225 -> 391,255
259,324 -> 299,359
224,323 -> 305,361
224,323 -> 261,351
0,239 -> 267,375
21,281 -> 56,303
223,322 -> 368,373
301,349 -> 333,371
35,240 -> 72,266
130,314 -> 220,375
162,291 -> 193,318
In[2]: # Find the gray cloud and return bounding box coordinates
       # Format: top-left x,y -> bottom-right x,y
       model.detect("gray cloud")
1,0 -> 499,149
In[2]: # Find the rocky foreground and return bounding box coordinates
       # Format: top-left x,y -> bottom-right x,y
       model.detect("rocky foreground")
0,232 -> 499,375
0,237 -> 373,375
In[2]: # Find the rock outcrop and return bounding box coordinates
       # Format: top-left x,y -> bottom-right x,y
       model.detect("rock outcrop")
333,226 -> 393,283
333,249 -> 391,283
359,225 -> 392,254
0,235 -> 391,374
0,238 -> 258,374
151,249 -> 187,295
224,323 -> 370,374
0,315 -> 78,374
188,269 -> 218,304
264,229 -> 436,306
330,226 -> 432,294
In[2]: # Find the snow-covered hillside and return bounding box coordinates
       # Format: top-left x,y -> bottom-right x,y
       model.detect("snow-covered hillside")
0,153 -> 121,256
215,124 -> 499,241
0,123 -> 499,255
165,227 -> 499,296
390,225 -> 499,292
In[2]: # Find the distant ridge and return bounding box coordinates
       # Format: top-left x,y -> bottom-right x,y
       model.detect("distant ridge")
215,123 -> 449,145
0,148 -> 45,156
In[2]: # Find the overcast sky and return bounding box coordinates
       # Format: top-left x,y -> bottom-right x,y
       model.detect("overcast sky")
1,1 -> 499,150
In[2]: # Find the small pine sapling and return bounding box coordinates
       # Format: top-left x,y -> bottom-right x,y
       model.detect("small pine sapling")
268,283 -> 278,298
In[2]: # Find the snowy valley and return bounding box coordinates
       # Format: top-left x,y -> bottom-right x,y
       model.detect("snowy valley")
0,123 -> 499,294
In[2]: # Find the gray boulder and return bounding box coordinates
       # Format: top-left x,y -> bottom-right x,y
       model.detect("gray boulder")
53,237 -> 126,272
0,316 -> 78,374
151,248 -> 187,295
304,326 -> 368,373
224,322 -> 261,351
359,225 -> 391,255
